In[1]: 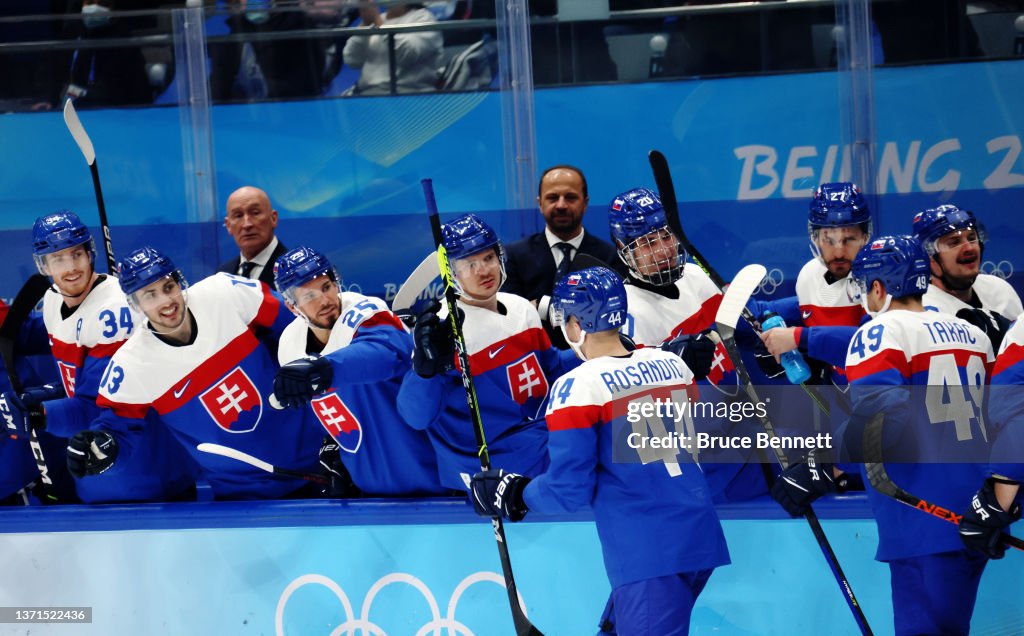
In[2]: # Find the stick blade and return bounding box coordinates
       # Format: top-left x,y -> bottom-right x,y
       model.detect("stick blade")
63,99 -> 96,166
392,253 -> 442,313
197,443 -> 273,474
715,264 -> 767,330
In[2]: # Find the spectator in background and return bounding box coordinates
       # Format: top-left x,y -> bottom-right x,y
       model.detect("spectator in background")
216,186 -> 288,286
342,2 -> 442,95
209,0 -> 325,101
65,0 -> 153,107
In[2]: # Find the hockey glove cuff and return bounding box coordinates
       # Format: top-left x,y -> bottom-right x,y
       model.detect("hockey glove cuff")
960,478 -> 1021,559
661,330 -> 717,381
274,354 -> 334,408
770,451 -> 838,517
470,469 -> 530,522
66,430 -> 119,478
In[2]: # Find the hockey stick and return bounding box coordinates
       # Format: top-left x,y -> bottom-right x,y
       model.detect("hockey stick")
716,264 -> 874,635
63,99 -> 116,275
392,252 -> 442,314
196,443 -> 329,485
0,274 -> 57,499
422,178 -> 543,636
862,413 -> 1024,552
649,149 -> 836,417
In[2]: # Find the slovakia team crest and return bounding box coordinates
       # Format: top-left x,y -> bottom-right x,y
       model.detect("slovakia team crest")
199,367 -> 262,433
57,361 -> 76,397
311,393 -> 362,453
506,353 -> 549,409
704,341 -> 740,397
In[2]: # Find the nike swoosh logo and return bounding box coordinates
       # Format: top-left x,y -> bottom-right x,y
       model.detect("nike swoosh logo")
802,310 -> 812,320
173,380 -> 191,399
488,346 -> 506,359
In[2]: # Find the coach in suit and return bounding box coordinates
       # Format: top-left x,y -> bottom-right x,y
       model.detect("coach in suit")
216,186 -> 288,286
503,165 -> 626,348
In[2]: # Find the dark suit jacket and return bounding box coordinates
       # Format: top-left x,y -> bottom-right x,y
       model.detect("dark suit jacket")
216,240 -> 288,288
502,230 -> 626,348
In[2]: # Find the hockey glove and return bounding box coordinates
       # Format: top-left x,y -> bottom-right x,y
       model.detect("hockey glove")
770,451 -> 848,517
752,333 -> 786,380
956,308 -> 1012,354
273,355 -> 334,409
960,478 -> 1021,559
661,331 -> 717,381
0,391 -> 45,440
412,302 -> 456,379
470,469 -> 530,521
19,383 -> 66,407
66,430 -> 119,478
319,438 -> 358,498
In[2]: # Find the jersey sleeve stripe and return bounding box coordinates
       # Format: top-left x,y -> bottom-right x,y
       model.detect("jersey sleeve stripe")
994,342 -> 1024,380
95,394 -> 149,419
87,340 -> 127,359
250,284 -> 281,329
356,311 -> 405,332
846,348 -> 909,382
547,404 -> 602,431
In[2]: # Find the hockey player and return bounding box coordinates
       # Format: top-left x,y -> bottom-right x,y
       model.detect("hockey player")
772,235 -> 994,636
470,267 -> 730,635
3,211 -> 192,502
72,246 -> 323,500
269,246 -> 447,496
912,204 -> 1022,352
753,182 -> 870,388
397,213 -> 578,491
958,317 -> 1023,560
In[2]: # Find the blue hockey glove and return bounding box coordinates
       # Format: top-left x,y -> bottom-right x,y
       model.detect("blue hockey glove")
470,469 -> 530,521
770,451 -> 846,517
19,383 -> 65,407
273,355 -> 334,408
0,391 -> 46,440
412,302 -> 456,379
956,308 -> 1012,354
661,331 -> 717,380
960,478 -> 1021,559
66,430 -> 119,478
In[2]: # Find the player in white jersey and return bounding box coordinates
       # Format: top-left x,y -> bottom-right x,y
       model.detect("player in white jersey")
2,211 -> 192,502
912,204 -> 1023,352
269,246 -> 446,496
773,235 -> 994,636
70,246 -> 322,500
471,267 -> 729,635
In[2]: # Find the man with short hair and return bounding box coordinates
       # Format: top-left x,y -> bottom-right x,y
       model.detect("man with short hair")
217,186 -> 288,286
503,165 -> 625,348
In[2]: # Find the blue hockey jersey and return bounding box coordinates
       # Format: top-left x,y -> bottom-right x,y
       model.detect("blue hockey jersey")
989,318 -> 1024,482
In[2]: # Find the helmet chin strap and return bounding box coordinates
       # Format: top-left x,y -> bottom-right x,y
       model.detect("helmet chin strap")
860,290 -> 892,318
561,323 -> 589,361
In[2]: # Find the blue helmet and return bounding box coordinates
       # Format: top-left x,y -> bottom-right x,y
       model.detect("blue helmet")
118,246 -> 188,308
31,210 -> 96,275
911,204 -> 986,256
808,182 -> 871,230
851,235 -> 930,300
441,213 -> 506,296
273,246 -> 340,305
552,266 -> 628,333
608,187 -> 685,286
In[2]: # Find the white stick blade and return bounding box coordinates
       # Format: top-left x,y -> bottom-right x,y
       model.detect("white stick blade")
63,99 -> 96,166
392,252 -> 441,312
197,442 -> 274,474
715,264 -> 767,329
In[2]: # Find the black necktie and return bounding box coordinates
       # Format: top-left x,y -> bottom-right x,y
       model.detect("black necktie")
239,261 -> 257,278
554,242 -> 574,282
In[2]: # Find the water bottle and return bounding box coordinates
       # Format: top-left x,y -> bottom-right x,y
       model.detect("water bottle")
760,312 -> 811,384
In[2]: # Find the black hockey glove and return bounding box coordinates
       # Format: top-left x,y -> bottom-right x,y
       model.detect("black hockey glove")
770,451 -> 850,517
318,438 -> 359,498
66,430 -> 119,478
273,355 -> 334,409
956,308 -> 1012,353
412,302 -> 456,379
960,478 -> 1021,559
752,333 -> 786,380
661,331 -> 717,381
470,469 -> 531,521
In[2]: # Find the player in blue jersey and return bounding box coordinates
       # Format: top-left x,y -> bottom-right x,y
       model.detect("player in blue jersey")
912,204 -> 1022,353
2,212 -> 193,503
772,235 -> 994,636
958,317 -> 1023,559
471,267 -> 729,635
69,246 -> 323,500
269,246 -> 447,496
397,213 -> 579,491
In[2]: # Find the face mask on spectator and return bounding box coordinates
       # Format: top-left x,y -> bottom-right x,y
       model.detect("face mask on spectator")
82,4 -> 112,29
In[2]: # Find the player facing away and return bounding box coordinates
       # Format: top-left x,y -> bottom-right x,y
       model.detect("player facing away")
471,267 -> 729,636
753,182 -> 870,388
772,235 -> 995,636
269,246 -> 447,496
958,316 -> 1023,560
912,204 -> 1023,352
397,213 -> 579,491
7,211 -> 193,502
72,247 -> 323,500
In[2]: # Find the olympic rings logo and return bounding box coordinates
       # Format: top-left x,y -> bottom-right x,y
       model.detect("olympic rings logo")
340,282 -> 364,294
758,268 -> 784,296
981,260 -> 1014,280
275,571 -> 530,636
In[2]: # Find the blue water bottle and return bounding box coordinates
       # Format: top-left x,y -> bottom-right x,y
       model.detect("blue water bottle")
760,311 -> 811,384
